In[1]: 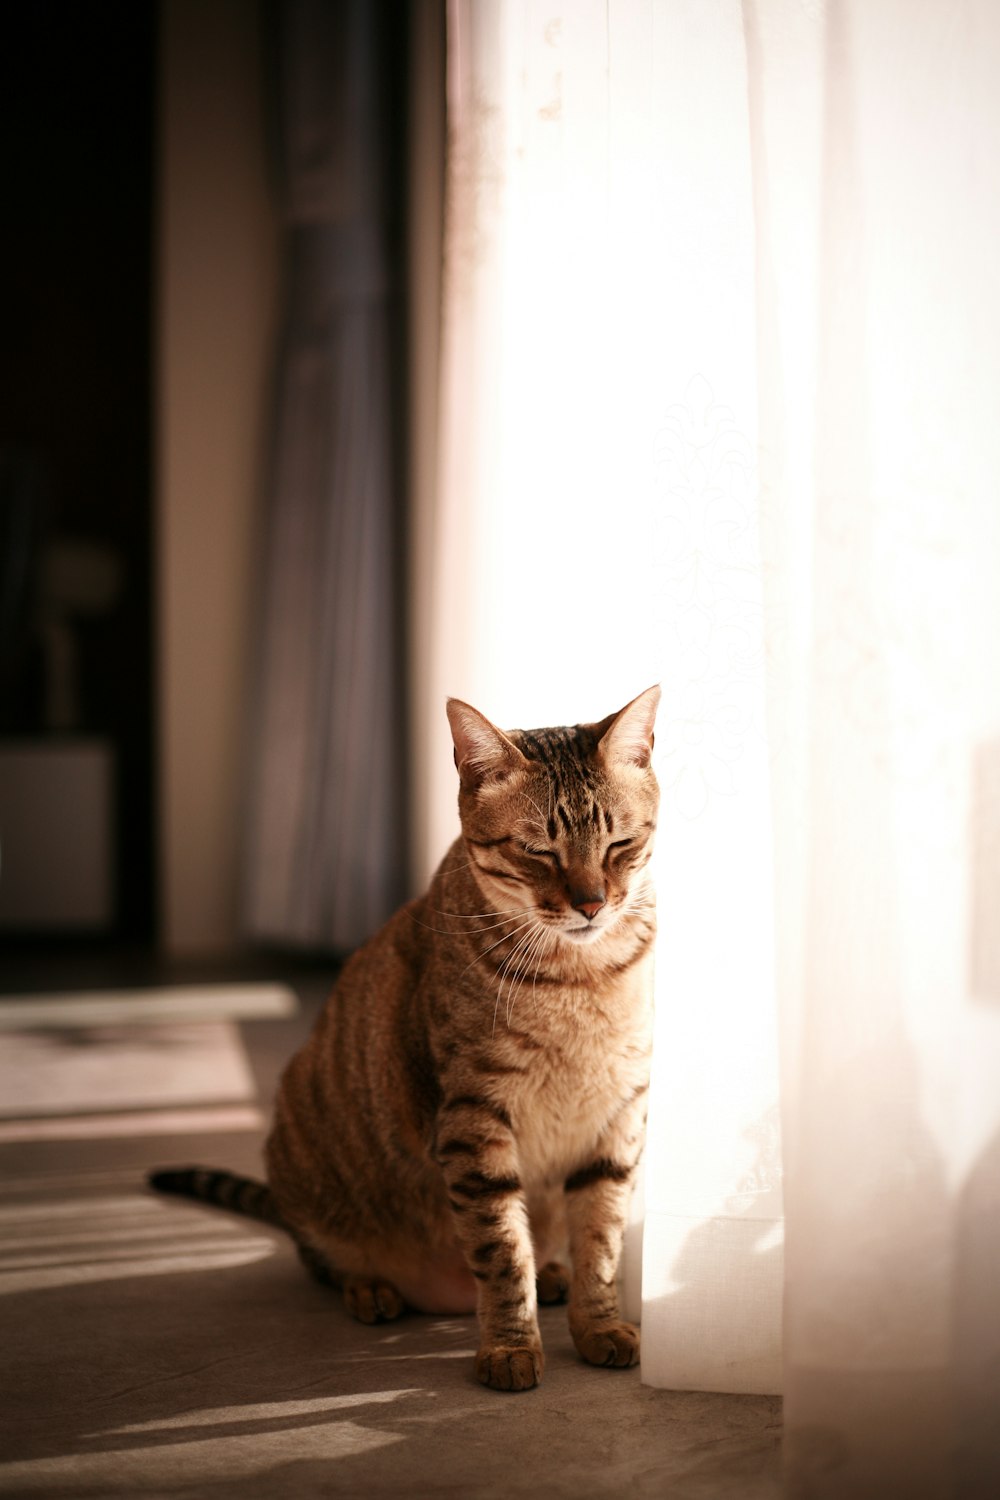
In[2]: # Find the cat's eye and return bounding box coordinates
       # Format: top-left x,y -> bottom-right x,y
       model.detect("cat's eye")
607,838 -> 634,855
521,845 -> 558,863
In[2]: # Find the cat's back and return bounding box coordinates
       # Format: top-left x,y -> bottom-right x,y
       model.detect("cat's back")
265,892 -> 444,1226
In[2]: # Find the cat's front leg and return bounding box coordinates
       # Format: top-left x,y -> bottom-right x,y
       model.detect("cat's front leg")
434,1096 -> 543,1391
563,1107 -> 645,1370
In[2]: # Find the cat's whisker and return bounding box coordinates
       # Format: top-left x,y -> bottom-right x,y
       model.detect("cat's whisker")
458,914 -> 536,934
491,929 -> 534,1037
409,914 -> 529,937
427,903 -> 534,921
507,923 -> 548,1026
619,886 -> 656,922
495,924 -> 535,1002
501,925 -> 542,1028
466,916 -> 539,981
522,923 -> 552,1018
619,892 -> 648,913
511,923 -> 548,1018
530,927 -> 558,1016
437,858 -> 476,878
414,902 -> 543,940
410,906 -> 485,930
494,920 -> 545,1033
448,907 -> 527,919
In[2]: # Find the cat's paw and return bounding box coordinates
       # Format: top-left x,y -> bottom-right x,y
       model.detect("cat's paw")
536,1260 -> 570,1304
475,1342 -> 545,1392
342,1276 -> 405,1324
572,1319 -> 640,1369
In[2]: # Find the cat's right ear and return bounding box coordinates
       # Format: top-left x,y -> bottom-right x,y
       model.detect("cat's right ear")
595,684 -> 661,769
446,699 -> 526,792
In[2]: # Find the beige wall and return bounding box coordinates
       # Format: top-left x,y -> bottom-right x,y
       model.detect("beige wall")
157,0 -> 280,953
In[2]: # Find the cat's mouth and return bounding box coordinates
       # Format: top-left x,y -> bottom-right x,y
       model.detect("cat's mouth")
559,921 -> 609,944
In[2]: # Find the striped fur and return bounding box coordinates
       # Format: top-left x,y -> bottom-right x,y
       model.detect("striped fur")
148,1167 -> 284,1226
156,689 -> 660,1393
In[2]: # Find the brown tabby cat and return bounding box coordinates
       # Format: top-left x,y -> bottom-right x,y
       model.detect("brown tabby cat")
151,687 -> 659,1392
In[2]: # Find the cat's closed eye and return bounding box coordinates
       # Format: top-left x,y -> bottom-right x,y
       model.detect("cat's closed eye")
521,845 -> 559,864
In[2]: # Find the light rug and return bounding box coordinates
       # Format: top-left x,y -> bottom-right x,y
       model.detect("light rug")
0,983 -> 298,1140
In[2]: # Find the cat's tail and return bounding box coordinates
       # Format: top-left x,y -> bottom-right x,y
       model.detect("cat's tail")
147,1166 -> 287,1229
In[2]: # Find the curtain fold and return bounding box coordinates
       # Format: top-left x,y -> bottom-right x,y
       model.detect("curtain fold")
430,0 -> 1000,1492
753,2 -> 1000,1493
243,0 -> 406,949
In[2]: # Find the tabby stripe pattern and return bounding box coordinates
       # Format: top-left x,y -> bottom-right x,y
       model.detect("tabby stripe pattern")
439,1095 -> 513,1128
435,1090 -> 540,1364
564,1158 -> 635,1193
148,1167 -> 285,1226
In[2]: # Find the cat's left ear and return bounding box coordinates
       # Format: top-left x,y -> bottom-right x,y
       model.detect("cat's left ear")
446,698 -> 528,791
595,685 -> 661,769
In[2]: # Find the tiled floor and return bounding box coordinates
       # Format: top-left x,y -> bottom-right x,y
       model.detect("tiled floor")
0,957 -> 782,1498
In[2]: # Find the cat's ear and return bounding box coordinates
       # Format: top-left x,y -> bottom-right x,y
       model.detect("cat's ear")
446,698 -> 527,791
595,685 -> 661,769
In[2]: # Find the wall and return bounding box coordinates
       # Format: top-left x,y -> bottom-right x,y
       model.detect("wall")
157,0 -> 280,953
407,0 -> 446,891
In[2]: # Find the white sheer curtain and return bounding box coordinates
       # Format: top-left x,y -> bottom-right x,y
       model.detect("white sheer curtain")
419,2 -> 1000,1493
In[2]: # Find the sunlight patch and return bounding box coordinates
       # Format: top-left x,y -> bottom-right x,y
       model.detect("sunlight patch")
340,1349 -> 475,1363
94,1389 -> 427,1437
0,1194 -> 277,1296
0,984 -> 297,1030
0,1105 -> 264,1143
0,1420 -> 402,1492
0,1245 -> 276,1297
0,1021 -> 256,1119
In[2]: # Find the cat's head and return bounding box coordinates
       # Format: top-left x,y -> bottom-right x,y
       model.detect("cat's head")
446,687 -> 660,945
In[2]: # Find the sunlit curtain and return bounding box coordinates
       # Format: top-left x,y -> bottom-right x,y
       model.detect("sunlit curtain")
243,0 -> 406,949
422,1 -> 1000,1494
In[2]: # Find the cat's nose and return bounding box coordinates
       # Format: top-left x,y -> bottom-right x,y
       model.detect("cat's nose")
573,892 -> 606,921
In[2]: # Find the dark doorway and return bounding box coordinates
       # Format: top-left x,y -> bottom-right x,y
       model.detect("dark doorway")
0,1 -> 156,944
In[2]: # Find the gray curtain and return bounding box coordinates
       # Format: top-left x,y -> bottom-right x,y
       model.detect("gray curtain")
243,0 -> 406,949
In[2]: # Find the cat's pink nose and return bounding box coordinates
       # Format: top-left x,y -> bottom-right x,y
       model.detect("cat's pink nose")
574,896 -> 606,921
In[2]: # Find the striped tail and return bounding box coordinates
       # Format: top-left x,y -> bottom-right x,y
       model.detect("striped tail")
147,1166 -> 286,1228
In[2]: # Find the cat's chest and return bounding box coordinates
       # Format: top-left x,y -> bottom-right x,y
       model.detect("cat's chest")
488,973 -> 653,1187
